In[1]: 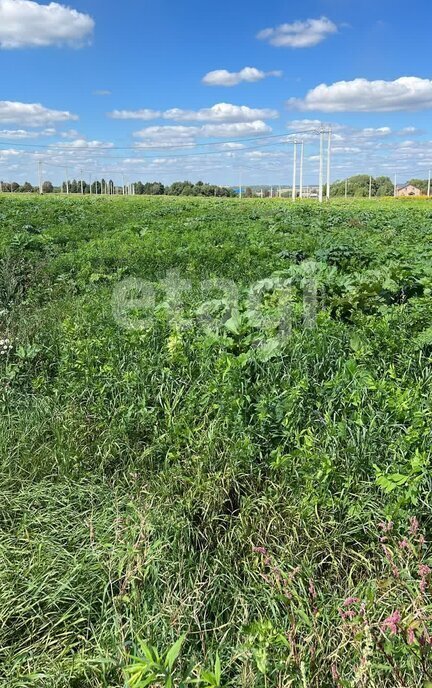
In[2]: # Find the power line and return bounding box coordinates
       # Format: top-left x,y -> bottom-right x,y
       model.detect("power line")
0,127 -> 325,153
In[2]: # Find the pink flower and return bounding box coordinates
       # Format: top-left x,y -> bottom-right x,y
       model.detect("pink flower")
381,610 -> 402,635
379,521 -> 394,533
331,663 -> 340,682
419,564 -> 431,577
409,517 -> 419,535
253,546 -> 267,555
419,564 -> 431,593
407,627 -> 416,645
398,539 -> 409,550
343,597 -> 359,606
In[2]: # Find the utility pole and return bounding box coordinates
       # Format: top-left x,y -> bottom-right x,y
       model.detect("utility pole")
326,128 -> 332,200
80,171 -> 84,195
428,169 -> 431,197
122,174 -> 126,195
292,140 -> 297,201
299,141 -> 304,199
38,160 -> 43,195
318,129 -> 324,203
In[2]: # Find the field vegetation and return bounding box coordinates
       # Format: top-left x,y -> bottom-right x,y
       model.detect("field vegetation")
1,195 -> 432,687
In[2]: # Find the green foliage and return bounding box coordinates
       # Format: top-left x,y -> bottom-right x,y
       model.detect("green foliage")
1,195 -> 432,687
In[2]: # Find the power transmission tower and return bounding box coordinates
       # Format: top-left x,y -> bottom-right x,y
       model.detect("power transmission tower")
318,129 -> 324,203
326,129 -> 332,200
292,140 -> 297,201
299,141 -> 304,199
38,160 -> 43,194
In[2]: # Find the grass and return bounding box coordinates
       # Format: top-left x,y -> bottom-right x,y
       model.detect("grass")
1,195 -> 432,687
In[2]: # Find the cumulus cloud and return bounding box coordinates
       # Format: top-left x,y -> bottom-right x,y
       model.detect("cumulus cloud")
108,108 -> 161,120
108,103 -> 278,123
287,77 -> 432,112
0,0 -> 94,49
202,67 -> 282,87
0,101 -> 78,126
0,127 -> 56,138
163,103 -> 278,122
134,121 -> 272,147
257,17 -> 337,48
56,138 -> 114,149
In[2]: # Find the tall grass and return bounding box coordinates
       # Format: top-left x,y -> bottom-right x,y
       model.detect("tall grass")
1,196 -> 432,686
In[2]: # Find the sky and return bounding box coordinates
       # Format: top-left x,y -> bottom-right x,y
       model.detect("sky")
0,0 -> 432,186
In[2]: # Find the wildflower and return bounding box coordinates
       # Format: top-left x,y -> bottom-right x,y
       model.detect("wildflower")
407,627 -> 416,645
419,563 -> 431,593
378,521 -> 394,533
331,663 -> 340,682
343,597 -> 360,606
0,338 -> 12,355
398,538 -> 409,550
409,516 -> 419,535
381,610 -> 401,635
252,546 -> 267,555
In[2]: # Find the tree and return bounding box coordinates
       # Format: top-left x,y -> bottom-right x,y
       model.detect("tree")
375,176 -> 394,197
20,182 -> 34,193
407,179 -> 428,194
42,181 -> 54,194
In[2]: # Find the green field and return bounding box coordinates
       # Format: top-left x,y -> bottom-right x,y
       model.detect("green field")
1,195 -> 432,687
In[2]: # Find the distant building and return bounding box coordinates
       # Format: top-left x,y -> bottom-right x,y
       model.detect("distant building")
396,183 -> 422,197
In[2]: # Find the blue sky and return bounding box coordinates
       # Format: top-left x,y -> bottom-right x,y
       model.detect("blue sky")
0,0 -> 432,185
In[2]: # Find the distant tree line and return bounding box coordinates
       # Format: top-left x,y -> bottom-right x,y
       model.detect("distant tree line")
0,179 -> 235,197
329,175 -> 431,197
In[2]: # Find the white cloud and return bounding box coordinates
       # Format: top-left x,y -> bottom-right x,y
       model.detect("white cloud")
134,125 -> 198,148
108,108 -> 161,120
56,138 -> 114,149
200,121 -> 271,137
0,101 -> 78,125
257,17 -> 337,48
288,77 -> 432,112
108,103 -> 278,123
134,121 -> 272,147
93,90 -> 111,97
202,67 -> 282,87
0,0 -> 94,49
0,127 -> 56,138
163,103 -> 278,122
